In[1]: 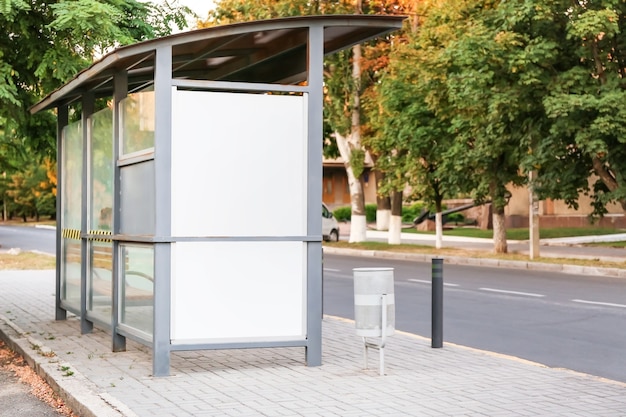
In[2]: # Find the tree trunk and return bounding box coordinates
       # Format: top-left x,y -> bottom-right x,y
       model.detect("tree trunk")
371,153 -> 389,231
376,190 -> 391,231
434,213 -> 443,249
434,199 -> 443,249
592,157 -> 626,211
332,39 -> 367,243
335,131 -> 366,242
388,190 -> 403,244
492,207 -> 508,254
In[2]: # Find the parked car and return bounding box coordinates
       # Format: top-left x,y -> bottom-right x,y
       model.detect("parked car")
322,203 -> 340,242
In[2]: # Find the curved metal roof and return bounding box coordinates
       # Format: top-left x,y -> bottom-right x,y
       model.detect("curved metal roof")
31,14 -> 404,113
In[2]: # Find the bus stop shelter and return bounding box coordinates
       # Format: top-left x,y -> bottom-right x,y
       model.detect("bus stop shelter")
31,15 -> 404,376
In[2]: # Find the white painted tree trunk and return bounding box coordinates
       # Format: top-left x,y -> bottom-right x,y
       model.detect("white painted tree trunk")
376,209 -> 390,230
350,214 -> 367,242
388,215 -> 402,244
333,42 -> 366,243
492,211 -> 508,253
335,131 -> 366,243
435,212 -> 443,249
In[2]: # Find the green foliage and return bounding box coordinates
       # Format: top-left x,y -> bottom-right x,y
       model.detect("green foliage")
406,226 -> 624,241
529,0 -> 626,215
350,148 -> 365,179
0,0 -> 192,165
374,0 -> 626,226
365,204 -> 377,223
445,212 -> 465,224
401,202 -> 425,223
335,202 -> 431,223
3,157 -> 56,221
333,206 -> 352,222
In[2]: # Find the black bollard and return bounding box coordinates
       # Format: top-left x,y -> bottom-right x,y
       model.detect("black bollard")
431,258 -> 443,348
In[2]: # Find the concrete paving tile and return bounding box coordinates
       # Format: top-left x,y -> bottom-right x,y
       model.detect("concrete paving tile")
3,271 -> 626,417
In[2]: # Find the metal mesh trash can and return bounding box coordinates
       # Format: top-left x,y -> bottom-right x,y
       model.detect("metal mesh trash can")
353,267 -> 395,337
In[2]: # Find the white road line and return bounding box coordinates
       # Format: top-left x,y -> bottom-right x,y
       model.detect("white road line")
408,279 -> 459,287
572,299 -> 626,309
479,288 -> 545,298
324,268 -> 340,272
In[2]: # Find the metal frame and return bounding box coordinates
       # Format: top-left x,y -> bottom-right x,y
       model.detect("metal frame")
55,106 -> 68,321
112,71 -> 128,353
34,15 -> 404,377
80,92 -> 94,335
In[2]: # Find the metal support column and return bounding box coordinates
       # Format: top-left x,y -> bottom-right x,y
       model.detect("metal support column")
305,24 -> 324,367
112,71 -> 128,352
55,105 -> 68,321
153,45 -> 173,377
80,92 -> 94,334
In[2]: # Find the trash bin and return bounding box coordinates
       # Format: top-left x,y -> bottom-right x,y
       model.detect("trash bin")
353,267 -> 395,337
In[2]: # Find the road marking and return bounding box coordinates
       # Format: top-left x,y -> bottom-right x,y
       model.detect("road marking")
408,279 -> 459,287
479,288 -> 545,298
572,299 -> 626,309
324,268 -> 340,272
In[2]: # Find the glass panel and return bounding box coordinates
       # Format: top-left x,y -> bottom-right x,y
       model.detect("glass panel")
121,90 -> 155,155
88,107 -> 114,324
61,238 -> 81,309
62,121 -> 82,230
61,120 -> 82,310
120,244 -> 154,336
120,161 -> 155,235
90,106 -> 113,231
88,240 -> 113,323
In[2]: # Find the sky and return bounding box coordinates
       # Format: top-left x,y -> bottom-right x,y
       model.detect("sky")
181,0 -> 215,21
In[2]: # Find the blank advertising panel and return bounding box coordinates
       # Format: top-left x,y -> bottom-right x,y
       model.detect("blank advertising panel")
170,90 -> 307,237
170,241 -> 306,342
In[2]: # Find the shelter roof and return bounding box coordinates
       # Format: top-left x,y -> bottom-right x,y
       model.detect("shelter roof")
31,14 -> 404,113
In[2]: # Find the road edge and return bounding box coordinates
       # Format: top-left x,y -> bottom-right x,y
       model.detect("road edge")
323,247 -> 626,278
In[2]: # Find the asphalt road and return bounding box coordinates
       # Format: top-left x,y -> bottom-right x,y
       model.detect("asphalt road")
0,225 -> 55,255
0,358 -> 64,416
323,253 -> 626,383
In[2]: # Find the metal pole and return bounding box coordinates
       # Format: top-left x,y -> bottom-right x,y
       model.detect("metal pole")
431,258 -> 443,348
529,170 -> 540,259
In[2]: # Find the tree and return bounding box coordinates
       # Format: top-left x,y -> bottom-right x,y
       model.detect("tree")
374,0 -> 561,253
328,0 -> 415,243
0,0 -> 191,222
375,29 -> 457,247
533,1 -> 626,217
4,157 -> 56,221
0,0 -> 192,157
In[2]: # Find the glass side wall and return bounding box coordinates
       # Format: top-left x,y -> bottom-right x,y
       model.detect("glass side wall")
120,90 -> 155,156
120,244 -> 154,336
61,121 -> 83,312
88,107 -> 114,324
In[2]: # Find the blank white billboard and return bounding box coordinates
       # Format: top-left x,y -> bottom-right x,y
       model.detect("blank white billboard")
170,241 -> 306,342
170,89 -> 308,237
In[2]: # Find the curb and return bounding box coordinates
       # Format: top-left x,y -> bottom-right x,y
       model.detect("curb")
0,315 -> 137,417
323,247 -> 626,278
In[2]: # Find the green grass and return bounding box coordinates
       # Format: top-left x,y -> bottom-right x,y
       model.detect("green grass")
326,240 -> 626,269
585,240 -> 626,248
403,227 -> 626,240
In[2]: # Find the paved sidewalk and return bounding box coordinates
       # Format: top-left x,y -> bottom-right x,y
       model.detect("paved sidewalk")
1,270 -> 626,416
